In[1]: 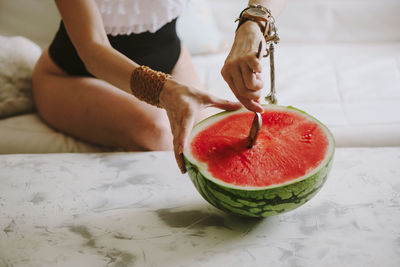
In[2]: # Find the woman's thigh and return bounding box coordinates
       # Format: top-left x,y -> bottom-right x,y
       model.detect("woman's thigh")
171,45 -> 220,121
32,44 -> 214,151
171,45 -> 203,89
33,48 -> 173,151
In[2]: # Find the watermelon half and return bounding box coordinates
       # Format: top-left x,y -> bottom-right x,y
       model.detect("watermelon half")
183,105 -> 335,218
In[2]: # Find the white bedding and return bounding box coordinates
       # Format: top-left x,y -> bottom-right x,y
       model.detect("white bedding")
0,0 -> 399,153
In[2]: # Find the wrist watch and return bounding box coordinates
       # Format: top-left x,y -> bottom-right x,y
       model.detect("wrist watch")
236,5 -> 274,36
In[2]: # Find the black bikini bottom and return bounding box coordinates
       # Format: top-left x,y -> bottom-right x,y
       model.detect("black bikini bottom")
48,19 -> 181,76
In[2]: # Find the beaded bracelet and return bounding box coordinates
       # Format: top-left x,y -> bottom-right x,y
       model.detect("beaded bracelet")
130,65 -> 171,108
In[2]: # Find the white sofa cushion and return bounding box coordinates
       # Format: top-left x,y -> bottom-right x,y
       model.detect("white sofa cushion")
0,114 -> 109,154
191,42 -> 400,147
209,0 -> 400,45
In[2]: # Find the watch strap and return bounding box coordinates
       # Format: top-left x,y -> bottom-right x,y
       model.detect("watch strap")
235,4 -> 275,36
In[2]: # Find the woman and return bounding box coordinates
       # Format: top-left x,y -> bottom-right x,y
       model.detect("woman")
32,0 -> 286,173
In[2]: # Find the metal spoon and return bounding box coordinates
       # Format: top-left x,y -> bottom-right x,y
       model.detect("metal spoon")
247,41 -> 263,149
248,111 -> 262,148
247,23 -> 280,148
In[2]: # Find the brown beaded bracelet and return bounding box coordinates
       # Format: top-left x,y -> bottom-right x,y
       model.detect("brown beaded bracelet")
130,65 -> 171,108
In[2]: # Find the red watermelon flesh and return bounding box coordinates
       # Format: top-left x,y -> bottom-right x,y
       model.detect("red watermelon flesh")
191,110 -> 329,187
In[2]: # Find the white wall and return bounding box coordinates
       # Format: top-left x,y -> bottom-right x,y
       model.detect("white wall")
1,0 -> 399,49
0,0 -> 60,48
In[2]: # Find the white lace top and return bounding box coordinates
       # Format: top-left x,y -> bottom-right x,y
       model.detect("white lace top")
94,0 -> 190,35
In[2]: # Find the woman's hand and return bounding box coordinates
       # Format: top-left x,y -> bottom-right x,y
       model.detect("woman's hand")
221,21 -> 265,113
159,79 -> 242,173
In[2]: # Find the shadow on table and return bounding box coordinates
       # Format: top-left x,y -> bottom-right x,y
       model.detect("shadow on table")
155,203 -> 265,233
63,202 -> 278,266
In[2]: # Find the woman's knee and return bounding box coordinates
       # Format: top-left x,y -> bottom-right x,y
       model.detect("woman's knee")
146,119 -> 173,150
124,116 -> 173,151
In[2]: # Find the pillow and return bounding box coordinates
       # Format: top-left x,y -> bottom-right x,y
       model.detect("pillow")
0,36 -> 41,119
177,0 -> 224,55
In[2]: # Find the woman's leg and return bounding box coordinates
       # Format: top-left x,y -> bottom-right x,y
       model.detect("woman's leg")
171,45 -> 203,89
172,45 -> 222,121
33,48 -> 173,151
32,45 -> 207,151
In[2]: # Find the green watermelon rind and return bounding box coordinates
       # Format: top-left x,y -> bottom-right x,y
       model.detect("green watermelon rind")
183,105 -> 335,218
184,154 -> 333,217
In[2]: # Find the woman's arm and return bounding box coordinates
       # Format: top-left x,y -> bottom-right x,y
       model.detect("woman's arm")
54,0 -> 242,173
54,0 -> 138,93
221,0 -> 287,112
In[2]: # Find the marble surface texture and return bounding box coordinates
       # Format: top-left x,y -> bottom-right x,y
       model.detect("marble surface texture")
0,147 -> 399,267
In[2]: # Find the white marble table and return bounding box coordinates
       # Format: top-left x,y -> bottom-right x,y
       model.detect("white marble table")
0,147 -> 399,267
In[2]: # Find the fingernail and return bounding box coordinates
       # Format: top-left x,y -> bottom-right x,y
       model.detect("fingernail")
179,153 -> 187,174
180,164 -> 187,174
